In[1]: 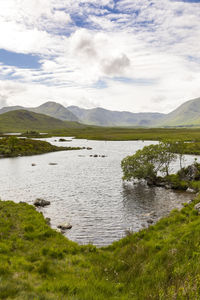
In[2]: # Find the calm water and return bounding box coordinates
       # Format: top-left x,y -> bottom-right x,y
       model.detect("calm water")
0,138 -> 196,247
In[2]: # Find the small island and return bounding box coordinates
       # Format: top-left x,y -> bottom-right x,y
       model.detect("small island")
0,136 -> 82,158
121,141 -> 200,192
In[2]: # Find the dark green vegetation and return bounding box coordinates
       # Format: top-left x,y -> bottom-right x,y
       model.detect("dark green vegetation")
0,137 -> 81,157
121,139 -> 200,200
121,142 -> 200,190
2,197 -> 200,299
121,142 -> 177,183
2,96 -> 200,127
0,110 -> 83,133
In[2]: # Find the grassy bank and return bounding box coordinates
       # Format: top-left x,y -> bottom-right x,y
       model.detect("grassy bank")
0,137 -> 81,158
1,197 -> 200,299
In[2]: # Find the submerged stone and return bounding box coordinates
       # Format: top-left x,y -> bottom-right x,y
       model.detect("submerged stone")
34,198 -> 50,207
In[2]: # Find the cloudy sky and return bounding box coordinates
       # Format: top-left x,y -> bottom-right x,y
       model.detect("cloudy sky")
0,0 -> 200,113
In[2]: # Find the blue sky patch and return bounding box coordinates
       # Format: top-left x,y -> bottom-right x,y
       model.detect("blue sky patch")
0,49 -> 41,69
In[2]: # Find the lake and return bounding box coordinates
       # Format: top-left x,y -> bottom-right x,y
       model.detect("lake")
0,138 -> 196,247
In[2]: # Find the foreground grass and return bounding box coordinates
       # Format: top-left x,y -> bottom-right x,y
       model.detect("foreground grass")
2,197 -> 200,299
0,137 -> 81,158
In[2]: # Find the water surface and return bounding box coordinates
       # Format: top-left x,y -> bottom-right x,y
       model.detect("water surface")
0,138 -> 196,246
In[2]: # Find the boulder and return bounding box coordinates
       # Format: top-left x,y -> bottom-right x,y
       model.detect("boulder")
31,163 -> 36,166
34,198 -> 50,207
57,223 -> 72,230
49,163 -> 58,165
194,203 -> 200,213
147,219 -> 154,224
186,187 -> 196,193
185,164 -> 200,181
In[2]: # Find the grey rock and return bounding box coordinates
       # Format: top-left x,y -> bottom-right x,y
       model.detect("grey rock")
57,223 -> 72,230
147,219 -> 154,224
185,164 -> 199,181
34,198 -> 50,207
194,203 -> 200,213
49,163 -> 58,165
186,187 -> 196,193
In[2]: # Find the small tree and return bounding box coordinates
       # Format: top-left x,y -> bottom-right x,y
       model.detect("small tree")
159,141 -> 177,176
121,142 -> 177,184
170,140 -> 185,169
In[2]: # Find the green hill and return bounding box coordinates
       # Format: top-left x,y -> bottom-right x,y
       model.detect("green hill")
0,102 -> 79,122
0,110 -> 82,133
157,97 -> 200,127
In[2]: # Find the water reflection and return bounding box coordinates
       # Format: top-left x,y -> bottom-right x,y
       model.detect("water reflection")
122,181 -> 193,232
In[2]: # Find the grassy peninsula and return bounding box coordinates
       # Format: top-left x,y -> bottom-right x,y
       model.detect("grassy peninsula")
0,137 -> 81,158
1,197 -> 200,299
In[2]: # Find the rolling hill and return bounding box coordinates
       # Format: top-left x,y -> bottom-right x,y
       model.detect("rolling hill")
0,102 -> 79,122
0,110 -> 83,132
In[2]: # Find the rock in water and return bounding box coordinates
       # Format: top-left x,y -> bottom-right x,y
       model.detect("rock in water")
57,223 -> 72,230
34,198 -> 50,207
147,219 -> 154,224
186,188 -> 196,193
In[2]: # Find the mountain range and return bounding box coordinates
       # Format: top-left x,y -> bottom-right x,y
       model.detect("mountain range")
0,97 -> 200,127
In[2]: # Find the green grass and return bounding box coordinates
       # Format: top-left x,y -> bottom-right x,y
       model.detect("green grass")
0,137 -> 81,158
2,197 -> 200,299
49,127 -> 200,142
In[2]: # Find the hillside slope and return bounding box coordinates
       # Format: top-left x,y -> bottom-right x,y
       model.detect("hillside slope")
157,97 -> 200,126
30,101 -> 79,122
0,102 -> 79,122
0,110 -> 82,132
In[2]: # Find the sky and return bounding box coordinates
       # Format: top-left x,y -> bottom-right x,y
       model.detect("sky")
0,0 -> 200,113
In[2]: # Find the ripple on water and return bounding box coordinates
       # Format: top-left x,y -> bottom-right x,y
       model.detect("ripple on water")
0,138 -> 196,246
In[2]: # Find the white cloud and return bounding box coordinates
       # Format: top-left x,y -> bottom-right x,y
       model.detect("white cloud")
0,0 -> 200,113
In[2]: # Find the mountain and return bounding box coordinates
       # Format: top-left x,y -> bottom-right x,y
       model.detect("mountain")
0,110 -> 82,132
1,96 -> 200,128
0,106 -> 24,114
30,101 -> 79,122
157,97 -> 200,127
0,102 -> 79,122
67,106 -> 165,127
